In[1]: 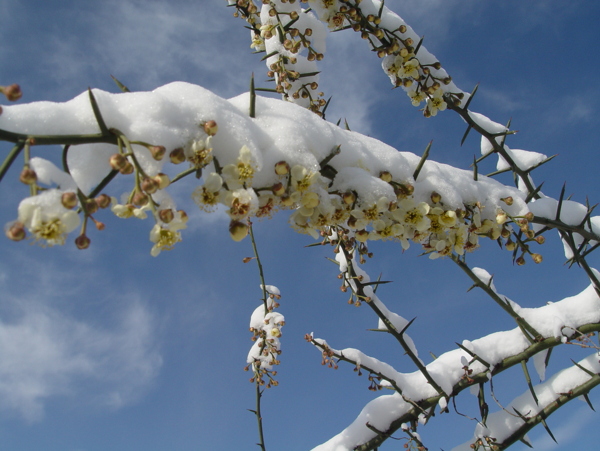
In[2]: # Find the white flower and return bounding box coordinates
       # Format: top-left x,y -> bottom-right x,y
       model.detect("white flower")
291,165 -> 319,192
17,190 -> 80,246
221,145 -> 256,189
398,58 -> 420,79
192,172 -> 223,212
407,88 -> 427,107
111,197 -> 149,219
426,88 -> 447,116
149,210 -> 188,257
223,188 -> 258,220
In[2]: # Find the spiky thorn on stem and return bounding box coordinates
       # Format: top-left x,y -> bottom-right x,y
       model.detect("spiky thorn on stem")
340,246 -> 447,398
451,254 -> 542,343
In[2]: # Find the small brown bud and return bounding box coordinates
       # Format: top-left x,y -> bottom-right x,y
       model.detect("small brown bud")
531,253 -> 543,264
535,235 -> 545,244
399,25 -> 407,33
61,192 -> 78,209
178,210 -> 188,223
430,191 -> 442,204
242,257 -> 254,263
158,209 -> 174,224
92,218 -> 105,231
141,177 -> 159,194
132,191 -> 149,207
95,194 -> 111,209
109,153 -> 127,170
229,220 -> 249,242
379,171 -> 392,183
501,196 -> 513,206
272,182 -> 286,196
274,161 -> 290,175
516,256 -> 526,266
19,168 -> 37,185
342,191 -> 356,205
169,147 -> 186,164
5,222 -> 26,241
203,120 -> 218,136
75,234 -> 91,249
154,173 -> 170,189
84,199 -> 98,214
524,212 -> 535,222
148,145 -> 166,161
120,161 -> 134,175
1,84 -> 22,102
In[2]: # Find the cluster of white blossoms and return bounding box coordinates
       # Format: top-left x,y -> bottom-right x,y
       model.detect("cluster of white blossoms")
191,144 -> 536,260
230,0 -> 468,117
230,0 -> 329,114
2,82 -> 538,261
246,285 -> 285,388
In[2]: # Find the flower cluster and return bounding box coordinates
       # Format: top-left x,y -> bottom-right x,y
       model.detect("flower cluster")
246,285 -> 285,389
231,0 -> 467,117
230,0 -> 328,114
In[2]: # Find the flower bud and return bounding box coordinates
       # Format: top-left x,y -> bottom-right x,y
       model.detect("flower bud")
5,222 -> 25,241
516,256 -> 526,266
141,177 -> 159,194
496,211 -> 508,225
154,173 -> 170,189
84,199 -> 98,214
270,328 -> 281,337
535,235 -> 545,244
430,192 -> 442,204
229,220 -> 249,241
272,182 -> 286,196
274,161 -> 290,175
1,84 -> 22,102
531,253 -> 543,264
132,191 -> 149,207
178,210 -> 189,223
524,212 -> 535,222
61,191 -> 78,209
169,147 -> 186,164
158,209 -> 174,224
203,120 -> 218,136
19,168 -> 37,185
92,218 -> 105,231
505,240 -> 516,251
75,234 -> 91,249
379,171 -> 392,183
148,145 -> 166,161
95,194 -> 111,209
109,153 -> 127,170
280,195 -> 294,207
355,230 -> 369,242
120,161 -> 134,175
501,196 -> 513,206
342,191 -> 356,205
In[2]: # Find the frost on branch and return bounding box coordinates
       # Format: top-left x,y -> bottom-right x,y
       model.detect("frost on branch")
1,82 -> 532,258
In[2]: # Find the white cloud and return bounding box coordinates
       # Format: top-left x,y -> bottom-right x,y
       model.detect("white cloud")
0,261 -> 162,422
35,1 -> 258,99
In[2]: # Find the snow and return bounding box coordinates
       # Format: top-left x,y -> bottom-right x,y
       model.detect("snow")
0,82 -> 530,254
311,269 -> 600,450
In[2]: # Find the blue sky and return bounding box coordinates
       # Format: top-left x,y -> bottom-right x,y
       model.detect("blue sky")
1,1 -> 600,450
